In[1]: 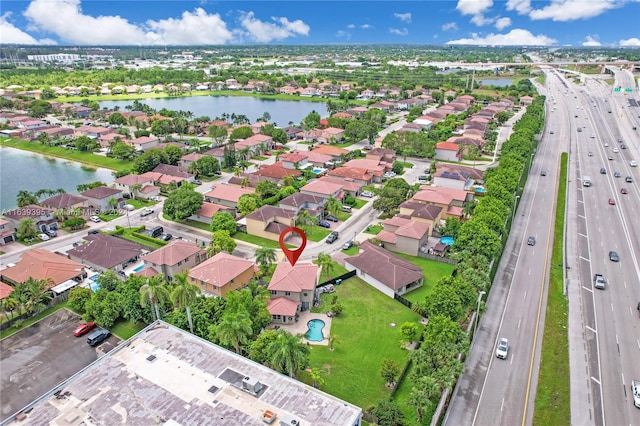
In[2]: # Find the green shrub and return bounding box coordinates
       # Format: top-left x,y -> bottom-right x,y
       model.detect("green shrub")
345,195 -> 356,206
131,232 -> 169,246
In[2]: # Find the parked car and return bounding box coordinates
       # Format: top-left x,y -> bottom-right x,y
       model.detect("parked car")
87,229 -> 99,235
326,231 -> 339,244
192,179 -> 202,185
89,215 -> 101,223
496,338 -> 509,359
141,208 -> 154,217
318,221 -> 331,228
160,233 -> 173,241
340,205 -> 352,213
342,240 -> 354,250
73,322 -> 96,337
361,191 -> 374,198
324,215 -> 338,222
46,230 -> 57,238
37,233 -> 50,241
86,329 -> 111,347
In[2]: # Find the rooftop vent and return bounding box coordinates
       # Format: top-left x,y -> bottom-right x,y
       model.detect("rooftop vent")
146,355 -> 156,362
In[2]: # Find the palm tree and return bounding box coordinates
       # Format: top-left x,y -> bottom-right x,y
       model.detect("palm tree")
2,296 -> 19,320
238,146 -> 252,161
281,175 -> 295,188
170,271 -> 200,334
11,283 -> 29,317
240,177 -> 250,188
130,183 -> 142,200
24,278 -> 52,315
215,310 -> 253,354
107,196 -> 119,213
16,190 -> 37,207
295,210 -> 318,233
139,275 -> 170,321
316,252 -> 334,280
328,334 -> 338,351
267,329 -> 310,378
324,196 -> 341,217
16,218 -> 37,241
255,247 -> 277,275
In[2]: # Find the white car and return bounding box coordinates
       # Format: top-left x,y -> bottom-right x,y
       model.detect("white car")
631,160 -> 638,167
361,191 -> 374,198
496,338 -> 509,359
613,147 -> 619,153
89,216 -> 101,223
37,233 -> 50,241
632,379 -> 640,409
604,142 -> 609,147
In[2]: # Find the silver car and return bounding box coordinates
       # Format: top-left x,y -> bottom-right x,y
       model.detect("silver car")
496,338 -> 509,359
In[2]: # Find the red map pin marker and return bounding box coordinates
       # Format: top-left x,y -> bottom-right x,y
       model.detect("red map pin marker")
279,226 -> 307,266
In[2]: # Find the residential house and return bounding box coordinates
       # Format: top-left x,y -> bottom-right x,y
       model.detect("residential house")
114,174 -> 158,199
151,164 -> 195,185
97,132 -> 125,148
520,95 -> 534,105
204,185 -> 255,211
397,201 -> 444,231
35,127 -> 74,140
366,148 -> 396,164
130,136 -> 159,152
326,167 -> 374,185
74,125 -> 111,139
0,281 -> 14,300
67,234 -> 144,274
377,217 -> 430,256
321,127 -> 345,143
311,145 -> 349,158
0,219 -> 16,245
435,142 -> 461,162
188,252 -> 256,297
41,193 -> 88,212
0,249 -> 86,291
267,262 -> 320,323
433,164 -> 484,191
3,205 -> 58,233
252,162 -> 301,181
412,186 -> 471,220
278,193 -> 326,217
316,176 -> 363,196
282,126 -> 303,140
189,202 -> 235,225
300,180 -> 345,202
245,205 -> 297,241
202,147 -> 225,165
140,240 -> 208,281
235,134 -> 273,156
400,122 -> 424,133
279,152 -> 308,170
80,186 -> 124,212
344,242 -> 423,298
179,152 -> 204,171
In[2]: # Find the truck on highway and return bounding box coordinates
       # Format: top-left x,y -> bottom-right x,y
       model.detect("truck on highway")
583,175 -> 592,187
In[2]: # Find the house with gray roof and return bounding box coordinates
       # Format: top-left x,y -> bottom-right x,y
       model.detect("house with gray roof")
67,234 -> 144,274
344,241 -> 423,298
245,205 -> 297,242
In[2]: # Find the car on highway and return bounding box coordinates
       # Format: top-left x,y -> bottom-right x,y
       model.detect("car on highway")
324,215 -> 339,222
630,160 -> 638,167
527,236 -> 536,246
74,322 -> 96,337
588,152 -> 593,157
614,171 -> 621,178
140,208 -> 154,217
626,176 -> 633,183
549,130 -> 554,134
361,190 -> 374,198
540,170 -> 547,176
600,168 -> 607,174
89,215 -> 101,223
631,379 -> 640,408
342,240 -> 354,250
613,147 -> 619,153
620,143 -> 626,149
604,142 -> 609,147
325,231 -> 339,244
608,198 -> 616,205
37,233 -> 50,241
609,251 -> 620,262
608,155 -> 613,161
318,220 -> 331,228
594,273 -> 606,290
496,338 -> 509,359
621,188 -> 629,194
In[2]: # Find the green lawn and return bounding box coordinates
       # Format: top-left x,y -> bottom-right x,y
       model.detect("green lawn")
0,138 -> 131,171
351,198 -> 367,209
313,259 -> 349,283
301,277 -> 421,409
111,319 -> 146,340
234,231 -> 285,249
304,225 -> 332,242
98,212 -> 122,221
393,252 -> 456,304
341,245 -> 359,256
364,224 -> 383,235
125,198 -> 156,209
183,219 -> 212,232
0,302 -> 70,339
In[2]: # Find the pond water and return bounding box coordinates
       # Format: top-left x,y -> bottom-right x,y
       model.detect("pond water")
99,95 -> 330,126
477,78 -> 514,87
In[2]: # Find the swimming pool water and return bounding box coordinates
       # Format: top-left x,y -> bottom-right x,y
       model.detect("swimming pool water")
440,237 -> 454,246
306,319 -> 325,342
133,264 -> 144,272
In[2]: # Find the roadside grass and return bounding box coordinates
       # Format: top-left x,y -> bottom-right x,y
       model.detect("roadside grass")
350,198 -> 367,209
0,138 -> 130,171
393,252 -> 456,304
183,219 -> 211,232
111,319 -> 146,340
234,231 -> 288,249
364,224 -> 383,235
0,302 -> 70,339
341,245 -> 359,256
98,212 -> 122,221
303,225 -> 332,242
300,277 -> 421,409
124,198 -> 156,209
120,228 -> 165,250
533,152 -> 570,425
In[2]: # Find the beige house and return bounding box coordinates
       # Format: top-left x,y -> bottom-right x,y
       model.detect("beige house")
204,185 -> 255,210
141,240 -> 208,281
188,252 -> 256,297
377,217 -> 430,256
114,174 -> 157,199
267,262 -> 320,323
245,205 -> 297,241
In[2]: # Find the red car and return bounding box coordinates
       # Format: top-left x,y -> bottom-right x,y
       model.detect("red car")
73,322 -> 96,337
621,188 -> 628,194
608,198 -> 616,205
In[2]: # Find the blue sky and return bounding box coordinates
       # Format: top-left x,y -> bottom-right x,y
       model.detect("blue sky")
1,0 -> 639,47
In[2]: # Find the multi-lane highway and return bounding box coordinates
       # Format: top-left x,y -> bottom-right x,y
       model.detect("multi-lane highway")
446,67 -> 640,425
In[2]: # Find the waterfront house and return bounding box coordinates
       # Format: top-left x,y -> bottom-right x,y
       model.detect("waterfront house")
129,136 -> 159,152
3,205 -> 58,233
0,219 -> 16,245
114,174 -> 158,199
188,252 -> 256,297
80,186 -> 124,212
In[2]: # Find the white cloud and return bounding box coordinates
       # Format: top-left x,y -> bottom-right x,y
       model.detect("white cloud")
394,13 -> 412,23
361,24 -> 374,30
347,24 -> 355,29
620,37 -> 640,46
336,30 -> 351,40
0,12 -> 56,44
442,22 -> 458,31
582,35 -> 601,46
446,29 -> 557,45
494,17 -> 511,30
146,8 -> 233,45
506,0 -> 532,14
239,12 -> 310,43
513,0 -> 620,22
456,0 -> 493,16
471,14 -> 494,26
389,27 -> 409,36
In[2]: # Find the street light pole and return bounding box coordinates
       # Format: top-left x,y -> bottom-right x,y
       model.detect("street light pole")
474,291 -> 486,338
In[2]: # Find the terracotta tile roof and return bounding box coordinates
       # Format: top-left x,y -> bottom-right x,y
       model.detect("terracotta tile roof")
140,185 -> 160,194
395,220 -> 430,238
327,167 -> 372,181
67,234 -> 144,270
115,174 -> 154,186
299,151 -> 333,164
345,242 -> 423,291
152,164 -> 193,179
253,163 -> 301,179
311,145 -> 349,157
412,187 -> 468,204
279,152 -> 307,163
409,204 -> 443,220
267,297 -> 300,316
180,152 -> 204,162
143,240 -> 206,267
1,249 -> 84,287
246,205 -> 297,222
188,252 -> 255,287
300,180 -> 343,196
134,266 -> 160,278
41,193 -> 87,209
377,230 -> 397,244
317,176 -> 363,192
80,186 -> 122,200
436,141 -> 460,152
0,281 -> 14,299
447,205 -> 464,217
131,136 -> 159,145
194,202 -> 226,219
205,185 -> 255,203
268,262 -> 318,292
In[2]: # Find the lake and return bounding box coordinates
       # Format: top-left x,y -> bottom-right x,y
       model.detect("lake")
477,78 -> 514,87
99,96 -> 330,126
0,146 -> 114,211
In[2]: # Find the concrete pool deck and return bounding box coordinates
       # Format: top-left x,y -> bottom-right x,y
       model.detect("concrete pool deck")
271,311 -> 333,346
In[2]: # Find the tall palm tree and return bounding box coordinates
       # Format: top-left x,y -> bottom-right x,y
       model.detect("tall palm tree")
16,218 -> 37,241
1,296 -> 19,320
240,177 -> 250,188
130,183 -> 142,200
295,210 -> 317,233
255,247 -> 277,274
215,310 -> 253,354
324,196 -> 341,217
107,196 -> 119,213
16,190 -> 37,207
267,329 -> 310,378
170,271 -> 200,334
139,275 -> 170,321
316,252 -> 334,280
24,278 -> 52,315
11,282 -> 29,317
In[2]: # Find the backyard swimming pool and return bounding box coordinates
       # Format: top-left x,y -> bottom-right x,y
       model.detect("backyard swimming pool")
132,264 -> 145,272
88,274 -> 100,292
312,167 -> 325,175
306,319 -> 325,342
440,237 -> 454,246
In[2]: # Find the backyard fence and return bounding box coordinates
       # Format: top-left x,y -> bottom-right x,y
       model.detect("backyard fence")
417,251 -> 458,264
317,270 -> 356,288
393,293 -> 413,310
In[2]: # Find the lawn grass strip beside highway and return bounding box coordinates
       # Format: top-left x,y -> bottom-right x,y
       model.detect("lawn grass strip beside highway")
533,152 -> 570,425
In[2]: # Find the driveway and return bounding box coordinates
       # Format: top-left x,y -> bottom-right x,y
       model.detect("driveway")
0,309 -> 119,421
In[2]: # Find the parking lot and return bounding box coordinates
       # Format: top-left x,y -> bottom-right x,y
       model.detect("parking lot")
0,309 -> 119,421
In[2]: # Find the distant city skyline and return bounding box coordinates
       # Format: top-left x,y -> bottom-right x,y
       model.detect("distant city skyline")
1,0 -> 639,47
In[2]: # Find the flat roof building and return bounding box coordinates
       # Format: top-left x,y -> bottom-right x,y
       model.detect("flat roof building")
10,321 -> 362,426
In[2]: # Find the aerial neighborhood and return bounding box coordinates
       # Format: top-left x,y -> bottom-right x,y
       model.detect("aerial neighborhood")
0,44 -> 567,425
